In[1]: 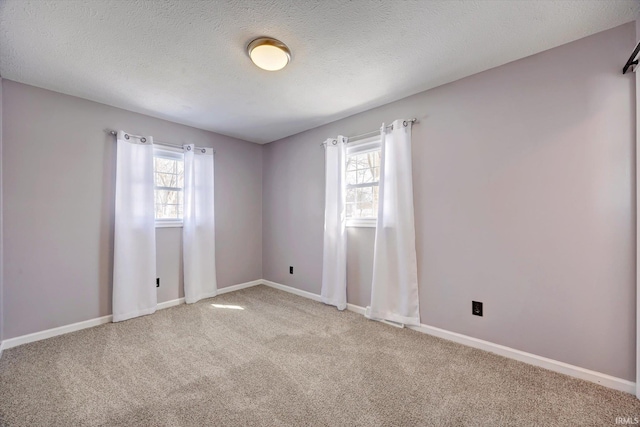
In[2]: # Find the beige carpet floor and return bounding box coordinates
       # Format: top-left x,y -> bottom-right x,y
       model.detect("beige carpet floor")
0,285 -> 639,426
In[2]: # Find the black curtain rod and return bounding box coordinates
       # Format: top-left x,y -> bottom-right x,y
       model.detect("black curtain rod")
623,41 -> 640,74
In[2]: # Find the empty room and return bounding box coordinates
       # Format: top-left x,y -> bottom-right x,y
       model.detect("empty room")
1,0 -> 640,425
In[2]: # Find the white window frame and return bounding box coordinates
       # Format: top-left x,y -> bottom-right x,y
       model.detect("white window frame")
345,136 -> 381,228
153,146 -> 185,228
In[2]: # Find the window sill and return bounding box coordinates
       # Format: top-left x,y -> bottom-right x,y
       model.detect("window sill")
346,218 -> 377,228
156,221 -> 183,228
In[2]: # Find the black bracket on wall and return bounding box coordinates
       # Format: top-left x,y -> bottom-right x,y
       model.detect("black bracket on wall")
623,41 -> 640,74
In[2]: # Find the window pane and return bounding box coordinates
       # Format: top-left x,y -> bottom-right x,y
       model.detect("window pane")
369,151 -> 380,168
357,187 -> 372,202
360,168 -> 377,183
346,188 -> 356,203
346,171 -> 357,186
361,207 -> 374,218
154,152 -> 184,222
155,189 -> 183,220
165,204 -> 179,218
347,151 -> 380,184
155,158 -> 175,173
155,172 -> 179,188
345,148 -> 381,221
156,203 -> 181,219
345,203 -> 354,218
356,187 -> 375,218
167,190 -> 180,204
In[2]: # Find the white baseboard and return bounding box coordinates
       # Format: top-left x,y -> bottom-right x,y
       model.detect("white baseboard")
262,280 -> 323,302
157,297 -> 185,310
263,280 -> 636,395
156,280 -> 263,309
219,279 -> 263,295
408,322 -> 636,394
346,303 -> 366,315
1,279 -> 264,352
2,314 -> 114,351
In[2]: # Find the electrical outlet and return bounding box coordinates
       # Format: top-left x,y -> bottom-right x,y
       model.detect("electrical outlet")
289,266 -> 293,274
472,301 -> 483,317
156,278 -> 160,288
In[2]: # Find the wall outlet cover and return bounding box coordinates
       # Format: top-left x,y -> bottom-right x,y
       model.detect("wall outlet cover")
472,301 -> 483,316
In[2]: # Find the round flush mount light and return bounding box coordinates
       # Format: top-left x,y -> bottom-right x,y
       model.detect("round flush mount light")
247,37 -> 291,71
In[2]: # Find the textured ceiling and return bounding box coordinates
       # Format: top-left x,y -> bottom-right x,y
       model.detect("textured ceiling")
0,0 -> 637,144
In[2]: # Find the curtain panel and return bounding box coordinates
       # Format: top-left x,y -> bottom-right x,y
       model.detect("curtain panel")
369,120 -> 420,326
321,136 -> 348,310
113,131 -> 157,322
183,144 -> 217,304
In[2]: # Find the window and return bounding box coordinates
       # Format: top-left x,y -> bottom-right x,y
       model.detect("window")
153,148 -> 184,227
345,137 -> 381,227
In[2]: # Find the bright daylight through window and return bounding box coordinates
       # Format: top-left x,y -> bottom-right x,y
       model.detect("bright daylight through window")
154,150 -> 184,226
345,149 -> 381,226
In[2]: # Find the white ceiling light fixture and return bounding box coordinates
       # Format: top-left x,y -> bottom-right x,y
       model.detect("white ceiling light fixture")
247,37 -> 291,71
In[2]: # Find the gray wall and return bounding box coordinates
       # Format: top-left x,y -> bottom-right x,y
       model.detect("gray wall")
2,80 -> 263,339
263,23 -> 636,380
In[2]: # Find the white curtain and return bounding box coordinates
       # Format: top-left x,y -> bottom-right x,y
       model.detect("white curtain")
369,120 -> 420,326
183,144 -> 217,303
321,136 -> 347,310
113,131 -> 157,322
